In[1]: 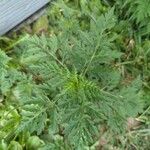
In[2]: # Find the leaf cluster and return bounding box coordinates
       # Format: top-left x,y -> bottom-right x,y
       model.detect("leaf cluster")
0,0 -> 149,149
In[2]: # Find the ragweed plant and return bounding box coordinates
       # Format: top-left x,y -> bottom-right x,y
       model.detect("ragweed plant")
0,0 -> 149,149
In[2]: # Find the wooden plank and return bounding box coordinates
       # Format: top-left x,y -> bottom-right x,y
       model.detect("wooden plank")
0,0 -> 49,35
